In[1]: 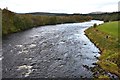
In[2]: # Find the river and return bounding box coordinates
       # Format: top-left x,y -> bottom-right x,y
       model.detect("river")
2,20 -> 104,78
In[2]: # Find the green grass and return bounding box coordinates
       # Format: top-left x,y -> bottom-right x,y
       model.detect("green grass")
98,75 -> 110,79
85,21 -> 120,77
97,21 -> 118,37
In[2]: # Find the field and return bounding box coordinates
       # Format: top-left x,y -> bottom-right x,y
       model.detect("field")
85,21 -> 120,78
97,21 -> 118,37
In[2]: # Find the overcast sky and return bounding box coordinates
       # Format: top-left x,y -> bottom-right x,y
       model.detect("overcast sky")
0,0 -> 119,14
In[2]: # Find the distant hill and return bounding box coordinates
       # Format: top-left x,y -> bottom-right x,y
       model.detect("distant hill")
23,12 -> 71,16
89,11 -> 106,14
20,11 -> 120,22
87,12 -> 120,21
20,11 -> 120,16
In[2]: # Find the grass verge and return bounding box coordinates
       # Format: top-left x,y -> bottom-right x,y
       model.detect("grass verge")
85,21 -> 120,78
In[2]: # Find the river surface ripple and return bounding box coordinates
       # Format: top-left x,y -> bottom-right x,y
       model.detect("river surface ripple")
2,20 -> 104,78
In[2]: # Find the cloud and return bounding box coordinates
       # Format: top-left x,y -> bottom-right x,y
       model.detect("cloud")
0,0 -> 119,13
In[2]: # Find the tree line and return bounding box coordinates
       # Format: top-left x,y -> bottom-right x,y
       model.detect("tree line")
1,8 -> 119,35
85,12 -> 120,22
2,9 -> 92,35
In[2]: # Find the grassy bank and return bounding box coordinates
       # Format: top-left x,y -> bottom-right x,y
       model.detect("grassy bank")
85,21 -> 120,78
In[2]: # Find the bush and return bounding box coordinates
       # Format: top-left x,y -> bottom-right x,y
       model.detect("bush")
93,23 -> 97,28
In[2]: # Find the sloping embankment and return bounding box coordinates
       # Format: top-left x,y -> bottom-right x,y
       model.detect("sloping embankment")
85,21 -> 120,78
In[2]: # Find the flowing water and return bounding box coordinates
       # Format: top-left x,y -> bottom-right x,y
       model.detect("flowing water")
2,20 -> 104,78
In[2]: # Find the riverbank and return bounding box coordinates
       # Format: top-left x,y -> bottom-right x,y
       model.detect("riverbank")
2,8 -> 119,36
2,9 -> 92,35
85,21 -> 120,78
